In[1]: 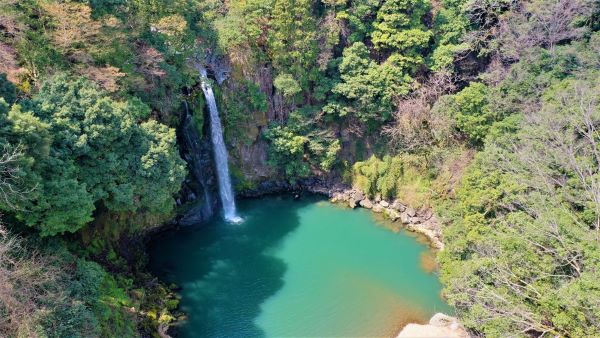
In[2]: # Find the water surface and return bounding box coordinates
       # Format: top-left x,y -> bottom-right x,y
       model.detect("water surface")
149,195 -> 449,337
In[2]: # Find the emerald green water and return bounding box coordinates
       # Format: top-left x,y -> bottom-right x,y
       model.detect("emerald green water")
149,195 -> 450,337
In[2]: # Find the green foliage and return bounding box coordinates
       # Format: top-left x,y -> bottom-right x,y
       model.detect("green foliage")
337,0 -> 381,43
274,73 -> 302,98
352,155 -> 433,207
220,79 -> 268,142
439,75 -> 600,337
268,0 -> 319,90
371,0 -> 432,54
264,110 -> 340,180
434,82 -> 494,145
0,74 -> 17,104
0,75 -> 186,236
73,259 -> 136,337
429,0 -> 470,70
0,228 -> 137,338
325,42 -> 412,124
214,0 -> 273,68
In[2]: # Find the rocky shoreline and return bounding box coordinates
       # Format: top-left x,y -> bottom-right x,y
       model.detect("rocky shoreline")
238,178 -> 444,249
328,188 -> 444,250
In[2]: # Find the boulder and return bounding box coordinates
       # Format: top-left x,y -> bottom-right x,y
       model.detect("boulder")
386,209 -> 401,221
400,212 -> 411,224
391,199 -> 406,212
380,200 -> 389,208
422,208 -> 434,220
359,199 -> 373,209
352,190 -> 364,202
421,220 -> 438,230
372,204 -> 384,213
429,313 -> 456,327
348,199 -> 357,209
406,207 -> 417,217
397,313 -> 468,338
374,194 -> 382,202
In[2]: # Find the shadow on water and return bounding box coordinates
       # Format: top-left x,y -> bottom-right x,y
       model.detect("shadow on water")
149,195 -> 311,338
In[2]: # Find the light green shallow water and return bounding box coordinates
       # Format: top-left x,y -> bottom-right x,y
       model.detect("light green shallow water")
149,195 -> 450,338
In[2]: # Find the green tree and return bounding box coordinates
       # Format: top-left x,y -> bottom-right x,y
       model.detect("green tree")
440,76 -> 600,337
0,74 -> 17,104
434,82 -> 494,145
269,0 -> 319,90
274,73 -> 302,98
371,0 -> 432,54
0,75 -> 186,236
325,42 -> 412,124
264,110 -> 340,180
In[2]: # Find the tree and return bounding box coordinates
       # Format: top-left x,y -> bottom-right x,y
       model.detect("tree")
497,0 -> 593,58
325,42 -> 412,124
0,75 -> 186,236
337,0 -> 382,43
434,82 -> 495,145
41,2 -> 101,55
264,110 -> 340,180
440,76 -> 600,337
214,0 -> 272,69
383,71 -> 456,152
371,0 -> 432,54
269,0 -> 319,90
0,74 -> 16,104
274,73 -> 302,98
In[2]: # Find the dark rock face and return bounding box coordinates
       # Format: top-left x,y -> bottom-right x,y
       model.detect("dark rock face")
237,176 -> 348,198
176,104 -> 220,225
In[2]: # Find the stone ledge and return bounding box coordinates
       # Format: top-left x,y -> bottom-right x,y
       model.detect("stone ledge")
330,188 -> 444,250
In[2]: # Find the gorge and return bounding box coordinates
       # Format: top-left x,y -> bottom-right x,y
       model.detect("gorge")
0,0 -> 597,337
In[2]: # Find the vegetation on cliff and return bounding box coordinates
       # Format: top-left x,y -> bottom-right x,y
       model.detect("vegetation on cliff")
0,0 -> 598,336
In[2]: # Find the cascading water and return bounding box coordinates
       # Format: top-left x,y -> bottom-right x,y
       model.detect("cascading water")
198,65 -> 242,223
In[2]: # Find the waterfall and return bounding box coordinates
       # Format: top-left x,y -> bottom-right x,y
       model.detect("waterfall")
198,66 -> 242,223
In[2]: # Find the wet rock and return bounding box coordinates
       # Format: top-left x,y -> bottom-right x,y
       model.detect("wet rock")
330,193 -> 342,203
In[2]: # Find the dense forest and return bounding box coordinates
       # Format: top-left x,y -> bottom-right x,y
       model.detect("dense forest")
0,0 -> 598,336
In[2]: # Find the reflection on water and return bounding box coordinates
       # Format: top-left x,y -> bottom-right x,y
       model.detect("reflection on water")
149,195 -> 450,338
